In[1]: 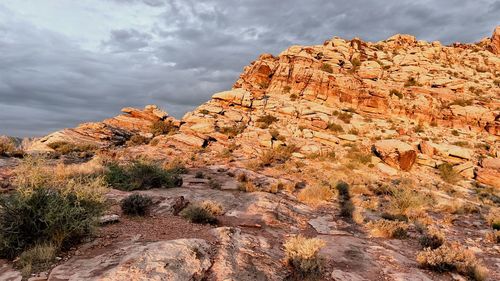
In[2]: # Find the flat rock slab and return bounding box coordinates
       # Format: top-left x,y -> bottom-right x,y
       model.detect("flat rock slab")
309,215 -> 351,235
48,239 -> 211,281
0,260 -> 22,281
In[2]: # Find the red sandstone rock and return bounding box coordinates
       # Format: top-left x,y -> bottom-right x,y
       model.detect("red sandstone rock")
373,140 -> 417,171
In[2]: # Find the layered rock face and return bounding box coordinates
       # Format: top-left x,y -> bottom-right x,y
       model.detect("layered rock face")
26,27 -> 499,188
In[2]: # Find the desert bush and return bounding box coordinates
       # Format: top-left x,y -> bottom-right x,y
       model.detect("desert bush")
180,202 -> 219,224
290,93 -> 298,101
104,161 -> 183,191
199,200 -> 224,216
16,243 -> 56,277
388,187 -> 431,217
298,185 -> 334,206
126,134 -> 149,146
419,228 -> 445,250
150,120 -> 175,136
208,178 -> 222,189
164,158 -> 188,174
47,141 -> 97,156
238,181 -> 256,192
451,129 -> 460,136
346,146 -> 371,165
320,63 -> 333,73
0,138 -> 17,156
256,114 -> 279,129
485,230 -> 499,244
121,194 -> 153,216
259,145 -> 298,167
218,124 -> 247,138
486,208 -> 500,230
449,99 -> 473,107
327,122 -> 344,132
0,186 -> 104,259
416,243 -> 488,281
367,219 -> 408,239
437,163 -> 460,184
284,235 -> 325,279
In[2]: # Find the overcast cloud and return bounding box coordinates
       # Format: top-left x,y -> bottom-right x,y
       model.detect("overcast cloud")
0,0 -> 498,137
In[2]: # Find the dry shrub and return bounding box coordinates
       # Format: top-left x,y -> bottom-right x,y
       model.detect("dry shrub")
438,163 -> 461,184
238,181 -> 256,192
439,200 -> 479,215
388,187 -> 431,217
284,235 -> 325,279
150,120 -> 175,136
16,244 -> 56,278
199,200 -> 224,216
485,230 -> 499,244
259,145 -> 298,167
180,201 -> 221,224
297,185 -> 333,206
0,138 -> 17,156
419,227 -> 445,250
486,208 -> 500,230
367,219 -> 408,238
416,243 -> 488,281
126,134 -> 149,146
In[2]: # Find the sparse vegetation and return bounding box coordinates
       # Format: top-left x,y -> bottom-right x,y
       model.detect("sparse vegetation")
47,141 -> 97,157
180,202 -> 220,224
367,219 -> 408,238
259,145 -> 298,167
298,184 -> 334,206
419,227 -> 445,250
126,134 -> 149,146
121,194 -> 153,216
0,138 -> 18,156
284,235 -> 325,279
256,114 -> 279,129
219,124 -> 247,138
150,120 -> 175,136
320,63 -> 333,73
327,122 -> 344,132
417,243 -> 488,281
388,187 -> 431,217
104,160 -> 183,191
16,243 -> 57,278
437,163 -> 460,184
449,99 -> 473,107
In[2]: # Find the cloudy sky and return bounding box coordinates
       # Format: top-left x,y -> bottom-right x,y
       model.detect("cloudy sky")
0,0 -> 498,137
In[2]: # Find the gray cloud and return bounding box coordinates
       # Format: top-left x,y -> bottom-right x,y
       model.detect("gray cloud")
1,0 -> 499,137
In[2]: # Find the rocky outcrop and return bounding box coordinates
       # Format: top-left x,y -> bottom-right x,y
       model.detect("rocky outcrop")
373,140 -> 417,171
476,157 -> 500,189
48,239 -> 211,281
487,26 -> 500,55
27,105 -> 178,152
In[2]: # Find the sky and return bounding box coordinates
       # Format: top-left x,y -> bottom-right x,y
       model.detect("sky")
0,0 -> 499,137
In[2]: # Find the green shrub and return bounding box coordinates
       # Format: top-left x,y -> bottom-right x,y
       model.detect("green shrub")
150,120 -> 175,136
438,163 -> 460,184
284,235 -> 325,279
121,194 -> 153,216
320,63 -> 333,73
104,161 -> 183,191
0,187 -> 104,259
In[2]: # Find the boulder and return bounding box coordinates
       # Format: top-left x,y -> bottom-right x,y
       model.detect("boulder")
170,133 -> 206,147
481,158 -> 500,170
373,140 -> 417,171
48,239 -> 211,281
475,168 -> 500,189
358,61 -> 382,79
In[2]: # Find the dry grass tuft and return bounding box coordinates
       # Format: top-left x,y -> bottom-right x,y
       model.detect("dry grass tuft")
284,235 -> 325,279
297,185 -> 334,206
417,243 -> 488,281
16,244 -> 56,278
367,219 -> 408,238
